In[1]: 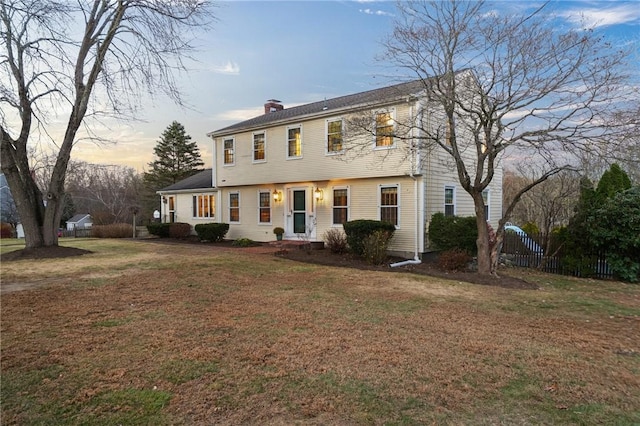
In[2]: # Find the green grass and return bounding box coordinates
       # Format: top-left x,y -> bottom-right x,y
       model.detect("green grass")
84,388 -> 173,425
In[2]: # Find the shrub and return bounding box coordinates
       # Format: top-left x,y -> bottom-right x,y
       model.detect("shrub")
232,238 -> 254,247
323,228 -> 348,254
343,219 -> 396,256
147,223 -> 170,238
169,222 -> 191,238
521,221 -> 539,236
194,223 -> 229,242
361,230 -> 394,265
436,248 -> 472,271
273,227 -> 284,235
589,186 -> 640,282
92,223 -> 130,238
0,223 -> 13,238
428,213 -> 477,254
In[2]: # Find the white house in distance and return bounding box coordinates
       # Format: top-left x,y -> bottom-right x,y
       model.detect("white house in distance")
66,214 -> 93,231
158,76 -> 502,258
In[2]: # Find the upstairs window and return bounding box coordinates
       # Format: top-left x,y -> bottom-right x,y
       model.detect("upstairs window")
444,186 -> 455,216
223,138 -> 235,165
229,193 -> 240,222
287,126 -> 302,158
380,185 -> 399,226
259,191 -> 271,223
193,194 -> 215,219
253,132 -> 266,162
327,119 -> 343,153
332,188 -> 349,225
375,111 -> 394,147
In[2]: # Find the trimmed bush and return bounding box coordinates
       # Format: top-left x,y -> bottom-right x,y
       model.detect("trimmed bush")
147,223 -> 170,238
428,213 -> 477,254
169,222 -> 191,238
232,238 -> 254,247
343,219 -> 396,256
194,223 -> 229,242
323,228 -> 348,254
436,248 -> 472,271
92,224 -> 130,238
362,230 -> 394,265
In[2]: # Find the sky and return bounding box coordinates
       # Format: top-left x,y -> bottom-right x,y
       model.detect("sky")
48,1 -> 640,171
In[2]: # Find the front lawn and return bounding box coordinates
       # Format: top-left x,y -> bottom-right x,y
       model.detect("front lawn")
1,239 -> 638,424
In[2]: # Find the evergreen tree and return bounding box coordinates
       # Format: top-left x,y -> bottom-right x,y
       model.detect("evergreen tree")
144,121 -> 204,190
563,165 -> 634,277
590,187 -> 640,282
595,163 -> 632,201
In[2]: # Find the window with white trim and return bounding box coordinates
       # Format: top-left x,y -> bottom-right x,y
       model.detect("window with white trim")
258,191 -> 271,223
192,194 -> 216,219
332,187 -> 349,225
375,111 -> 394,147
380,185 -> 399,226
482,189 -> 490,219
444,186 -> 455,216
223,138 -> 235,165
253,132 -> 266,162
326,119 -> 343,153
287,125 -> 302,158
229,192 -> 240,223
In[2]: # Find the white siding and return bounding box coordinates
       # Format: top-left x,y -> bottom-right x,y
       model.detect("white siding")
214,104 -> 414,186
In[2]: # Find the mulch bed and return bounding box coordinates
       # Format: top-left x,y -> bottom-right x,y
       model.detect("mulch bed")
276,246 -> 539,290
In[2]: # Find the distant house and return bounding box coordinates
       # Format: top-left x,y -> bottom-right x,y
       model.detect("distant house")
66,214 -> 92,231
158,74 -> 502,258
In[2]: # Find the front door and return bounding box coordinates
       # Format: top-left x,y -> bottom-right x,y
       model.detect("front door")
292,190 -> 306,233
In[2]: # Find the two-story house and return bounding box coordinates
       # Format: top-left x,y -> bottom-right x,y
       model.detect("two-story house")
158,77 -> 502,258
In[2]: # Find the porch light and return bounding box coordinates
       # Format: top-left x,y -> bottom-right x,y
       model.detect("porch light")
273,190 -> 282,202
314,187 -> 323,201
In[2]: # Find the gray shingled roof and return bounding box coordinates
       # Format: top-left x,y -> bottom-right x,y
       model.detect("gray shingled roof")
208,79 -> 429,137
159,169 -> 213,192
67,214 -> 91,223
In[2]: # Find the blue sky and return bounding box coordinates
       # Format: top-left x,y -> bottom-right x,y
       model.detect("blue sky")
70,1 -> 640,170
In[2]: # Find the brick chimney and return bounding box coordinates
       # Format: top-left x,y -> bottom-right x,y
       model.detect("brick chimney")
264,99 -> 284,114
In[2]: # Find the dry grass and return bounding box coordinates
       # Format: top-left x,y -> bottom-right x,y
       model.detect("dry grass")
1,239 -> 639,425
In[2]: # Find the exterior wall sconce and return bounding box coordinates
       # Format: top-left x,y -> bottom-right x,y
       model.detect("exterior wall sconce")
162,196 -> 167,204
273,190 -> 282,202
314,187 -> 323,201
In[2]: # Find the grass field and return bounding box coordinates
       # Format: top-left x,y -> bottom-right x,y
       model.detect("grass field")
1,238 -> 639,425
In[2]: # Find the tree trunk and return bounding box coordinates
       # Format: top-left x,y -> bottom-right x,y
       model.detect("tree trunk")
1,131 -> 62,249
473,193 -> 493,276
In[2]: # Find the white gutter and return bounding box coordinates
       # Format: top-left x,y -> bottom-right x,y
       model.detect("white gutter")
391,98 -> 422,268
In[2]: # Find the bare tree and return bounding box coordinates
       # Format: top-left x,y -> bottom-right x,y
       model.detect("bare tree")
360,0 -> 633,276
504,168 -> 580,249
0,0 -> 213,249
65,161 -> 142,224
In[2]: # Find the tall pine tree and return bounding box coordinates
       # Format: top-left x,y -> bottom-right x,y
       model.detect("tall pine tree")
144,121 -> 204,190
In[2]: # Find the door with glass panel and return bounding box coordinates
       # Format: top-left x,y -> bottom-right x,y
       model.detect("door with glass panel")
292,190 -> 306,234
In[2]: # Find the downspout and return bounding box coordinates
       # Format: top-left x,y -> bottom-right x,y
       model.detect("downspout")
391,97 -> 422,268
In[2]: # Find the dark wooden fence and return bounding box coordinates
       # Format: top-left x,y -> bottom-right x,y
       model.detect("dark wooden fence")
501,232 -> 614,280
60,228 -> 92,238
